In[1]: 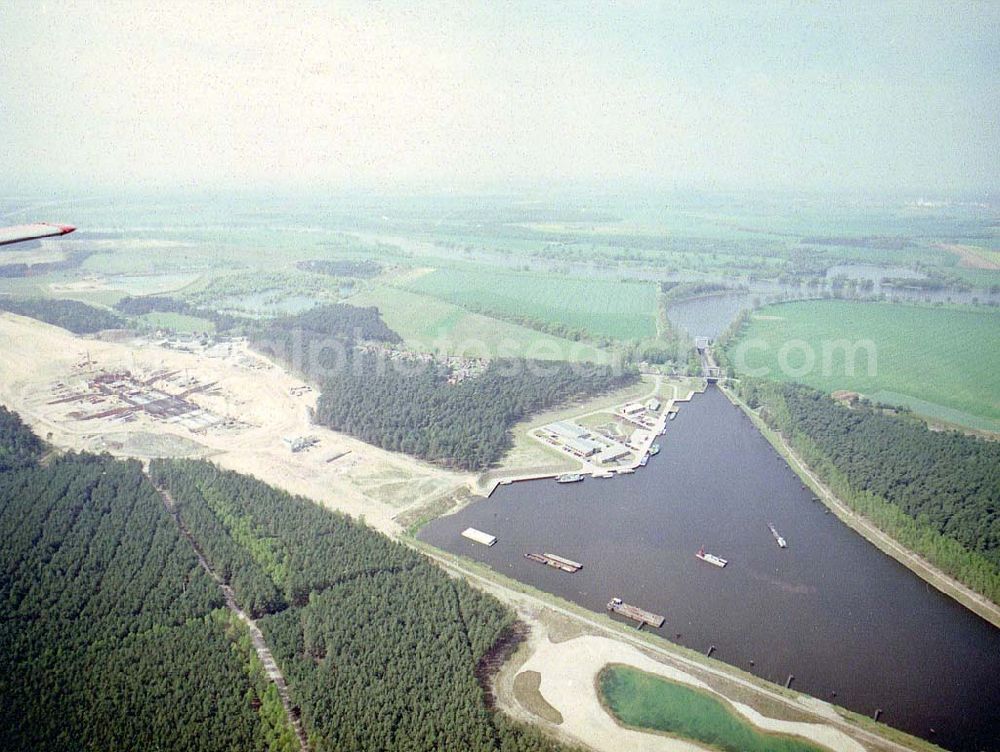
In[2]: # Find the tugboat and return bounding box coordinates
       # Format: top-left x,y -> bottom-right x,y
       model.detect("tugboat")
555,473 -> 584,484
695,546 -> 728,568
768,523 -> 787,548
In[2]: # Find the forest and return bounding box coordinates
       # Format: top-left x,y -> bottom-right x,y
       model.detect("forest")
114,294 -> 245,331
0,296 -> 123,333
296,258 -> 382,278
313,351 -> 637,469
151,459 -> 578,752
249,303 -> 634,469
251,303 -> 403,376
0,409 -> 282,751
0,249 -> 95,278
737,379 -> 1000,601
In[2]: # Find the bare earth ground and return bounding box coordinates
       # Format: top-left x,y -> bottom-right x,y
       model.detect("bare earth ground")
0,313 -> 469,535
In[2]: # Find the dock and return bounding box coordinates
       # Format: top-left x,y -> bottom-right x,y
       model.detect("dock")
525,552 -> 582,572
606,597 -> 665,628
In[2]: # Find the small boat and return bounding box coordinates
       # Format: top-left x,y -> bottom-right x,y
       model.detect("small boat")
767,523 -> 787,548
555,473 -> 584,484
499,479 -> 513,485
649,443 -> 660,455
617,467 -> 635,475
696,546 -> 728,568
638,454 -> 649,467
669,412 -> 676,421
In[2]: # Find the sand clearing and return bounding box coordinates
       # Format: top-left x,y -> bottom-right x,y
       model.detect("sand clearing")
0,313 -> 469,535
517,633 -> 866,752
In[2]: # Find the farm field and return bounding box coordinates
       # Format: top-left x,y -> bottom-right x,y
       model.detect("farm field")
598,665 -> 826,752
350,284 -> 612,362
401,267 -> 658,340
729,300 -> 1000,430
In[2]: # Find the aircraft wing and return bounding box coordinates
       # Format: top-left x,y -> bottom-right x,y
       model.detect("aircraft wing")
0,223 -> 76,247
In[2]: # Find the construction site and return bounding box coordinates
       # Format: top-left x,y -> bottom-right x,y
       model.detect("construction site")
44,359 -> 242,433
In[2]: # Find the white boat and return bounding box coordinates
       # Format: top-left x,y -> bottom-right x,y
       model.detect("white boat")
617,467 -> 635,475
695,546 -> 728,568
768,523 -> 787,548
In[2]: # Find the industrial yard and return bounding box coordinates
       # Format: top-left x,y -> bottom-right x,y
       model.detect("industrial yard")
522,379 -> 697,481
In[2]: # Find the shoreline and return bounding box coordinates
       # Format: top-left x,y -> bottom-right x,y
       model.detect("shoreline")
719,382 -> 1000,629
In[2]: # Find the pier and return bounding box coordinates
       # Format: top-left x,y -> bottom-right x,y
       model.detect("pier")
606,597 -> 665,628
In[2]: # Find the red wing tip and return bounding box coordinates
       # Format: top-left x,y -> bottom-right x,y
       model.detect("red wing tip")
58,225 -> 76,234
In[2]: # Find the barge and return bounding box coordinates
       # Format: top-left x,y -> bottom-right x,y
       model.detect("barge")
525,552 -> 583,573
606,597 -> 665,628
461,528 -> 497,546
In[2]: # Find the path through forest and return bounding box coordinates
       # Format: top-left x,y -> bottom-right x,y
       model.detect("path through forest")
153,479 -> 310,752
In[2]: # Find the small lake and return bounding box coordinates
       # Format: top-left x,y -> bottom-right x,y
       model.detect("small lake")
217,292 -> 320,316
419,386 -> 1000,751
667,293 -> 756,339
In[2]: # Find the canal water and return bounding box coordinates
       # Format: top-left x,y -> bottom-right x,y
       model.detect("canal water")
419,386 -> 1000,751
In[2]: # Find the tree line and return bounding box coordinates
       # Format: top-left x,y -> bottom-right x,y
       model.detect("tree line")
114,294 -> 246,331
0,297 -> 123,333
295,259 -> 382,278
736,379 -> 1000,602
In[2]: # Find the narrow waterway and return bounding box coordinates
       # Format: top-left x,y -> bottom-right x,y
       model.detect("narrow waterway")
419,386 -> 1000,751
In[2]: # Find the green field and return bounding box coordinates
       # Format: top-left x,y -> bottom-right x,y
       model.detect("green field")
350,284 -> 612,362
402,267 -> 657,340
729,301 -> 1000,430
599,665 -> 827,752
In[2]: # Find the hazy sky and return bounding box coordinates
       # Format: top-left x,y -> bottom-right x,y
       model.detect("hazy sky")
2,1 -> 998,194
